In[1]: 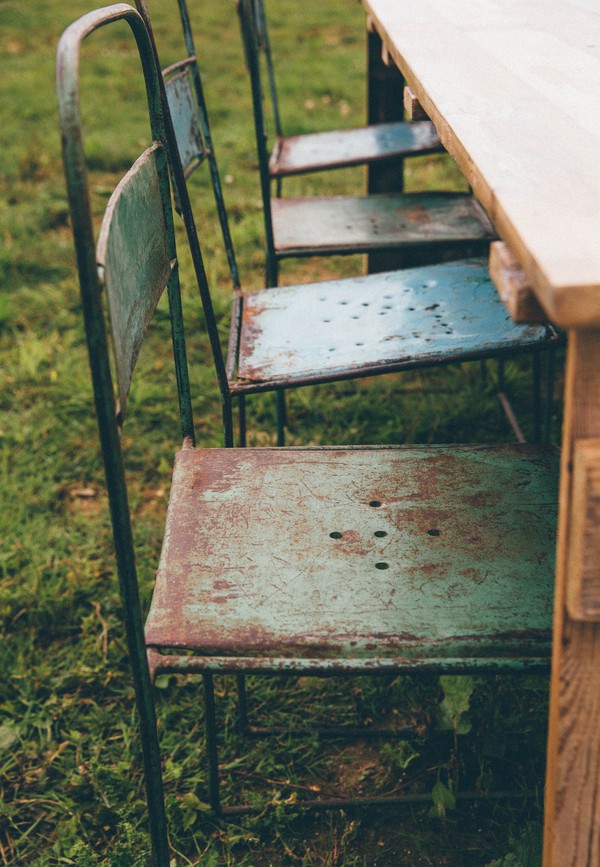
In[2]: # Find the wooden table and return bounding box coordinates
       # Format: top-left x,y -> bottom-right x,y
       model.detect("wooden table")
360,1 -> 600,864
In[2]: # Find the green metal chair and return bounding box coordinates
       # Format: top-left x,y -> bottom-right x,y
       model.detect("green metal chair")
236,0 -> 495,288
137,0 -> 559,448
58,6 -> 557,862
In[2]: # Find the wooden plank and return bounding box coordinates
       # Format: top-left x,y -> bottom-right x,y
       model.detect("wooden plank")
360,0 -> 600,327
489,241 -> 549,324
403,86 -> 428,120
566,439 -> 600,621
544,330 -> 600,866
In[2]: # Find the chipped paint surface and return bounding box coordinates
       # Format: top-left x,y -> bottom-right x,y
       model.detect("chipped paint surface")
271,192 -> 495,255
164,67 -> 204,173
97,147 -> 171,414
271,120 -> 443,176
146,444 -> 558,665
235,258 -> 555,386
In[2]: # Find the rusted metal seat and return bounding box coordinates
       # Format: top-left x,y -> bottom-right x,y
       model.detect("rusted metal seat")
135,0 -> 558,447
148,444 -> 556,670
58,8 -> 557,859
229,259 -> 554,391
236,0 -> 495,287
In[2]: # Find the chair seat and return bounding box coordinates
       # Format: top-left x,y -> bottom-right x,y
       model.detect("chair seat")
146,444 -> 557,667
231,258 -> 556,390
271,191 -> 496,257
270,120 -> 443,177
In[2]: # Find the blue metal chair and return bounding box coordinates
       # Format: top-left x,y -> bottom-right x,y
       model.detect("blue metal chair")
58,7 -> 557,862
137,0 -> 559,447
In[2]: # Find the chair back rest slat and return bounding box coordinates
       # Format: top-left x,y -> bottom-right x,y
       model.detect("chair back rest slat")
164,62 -> 207,177
97,144 -> 174,416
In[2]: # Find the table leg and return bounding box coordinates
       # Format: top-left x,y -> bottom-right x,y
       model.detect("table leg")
364,22 -> 481,273
367,25 -> 404,192
366,25 -> 407,273
544,329 -> 600,865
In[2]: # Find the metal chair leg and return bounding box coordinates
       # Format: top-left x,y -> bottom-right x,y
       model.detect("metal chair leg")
266,253 -> 278,290
276,390 -> 287,447
136,670 -> 170,866
532,351 -> 542,443
236,674 -> 249,733
222,395 -> 234,448
238,394 -> 247,448
497,357 -> 505,394
495,357 -> 526,443
544,346 -> 557,446
203,673 -> 221,815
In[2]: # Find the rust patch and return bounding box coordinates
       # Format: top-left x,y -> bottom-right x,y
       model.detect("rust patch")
238,296 -> 270,373
460,568 -> 486,586
329,529 -> 371,557
397,204 -> 431,226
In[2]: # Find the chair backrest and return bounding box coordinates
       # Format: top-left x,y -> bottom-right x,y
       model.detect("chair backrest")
97,145 -> 189,420
57,5 -> 194,435
56,7 -> 187,864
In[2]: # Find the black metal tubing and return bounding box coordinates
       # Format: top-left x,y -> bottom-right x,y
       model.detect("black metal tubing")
226,341 -> 561,397
237,0 -> 278,287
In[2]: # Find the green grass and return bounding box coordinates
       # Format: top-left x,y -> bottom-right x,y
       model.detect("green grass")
0,0 -> 562,864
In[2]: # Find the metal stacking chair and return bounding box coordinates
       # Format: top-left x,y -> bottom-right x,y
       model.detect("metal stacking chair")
236,0 -> 496,288
58,6 -> 558,862
135,0 -> 559,447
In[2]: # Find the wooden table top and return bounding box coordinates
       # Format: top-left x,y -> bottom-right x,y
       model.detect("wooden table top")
362,0 -> 600,329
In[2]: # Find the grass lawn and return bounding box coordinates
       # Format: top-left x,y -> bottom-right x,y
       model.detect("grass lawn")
0,0 -> 562,863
